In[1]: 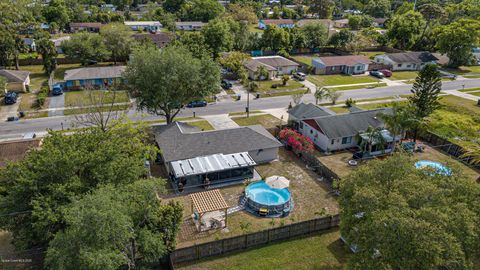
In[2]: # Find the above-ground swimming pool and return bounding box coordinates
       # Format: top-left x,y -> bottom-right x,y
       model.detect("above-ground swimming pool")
244,181 -> 293,217
415,160 -> 452,176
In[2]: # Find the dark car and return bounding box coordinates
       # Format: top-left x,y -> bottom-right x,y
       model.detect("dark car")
221,80 -> 232,89
379,69 -> 392,77
51,84 -> 63,95
369,71 -> 385,78
4,92 -> 18,105
186,100 -> 207,108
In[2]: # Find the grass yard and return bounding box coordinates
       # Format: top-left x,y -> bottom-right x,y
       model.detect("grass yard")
326,82 -> 387,91
260,89 -> 309,98
229,110 -> 263,116
328,106 -> 351,114
458,87 -> 480,92
175,228 -> 349,270
18,92 -> 42,112
168,148 -> 340,248
308,74 -> 379,87
255,80 -> 305,92
63,104 -> 130,115
24,111 -> 49,119
291,55 -> 315,66
357,100 -> 408,110
469,92 -> 480,97
64,90 -> 130,107
444,66 -> 480,75
232,114 -> 284,129
389,71 -> 418,81
225,89 -> 235,95
248,24 -> 263,33
21,65 -> 49,92
187,120 -> 214,131
359,51 -> 384,60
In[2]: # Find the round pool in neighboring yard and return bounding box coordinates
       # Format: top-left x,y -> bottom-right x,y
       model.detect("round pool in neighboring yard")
245,181 -> 293,217
415,160 -> 452,176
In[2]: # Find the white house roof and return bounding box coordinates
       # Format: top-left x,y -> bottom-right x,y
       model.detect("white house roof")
124,21 -> 162,26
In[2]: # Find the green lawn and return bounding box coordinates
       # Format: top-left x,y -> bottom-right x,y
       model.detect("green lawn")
260,89 -> 309,98
187,120 -> 214,131
359,51 -> 384,60
18,93 -> 39,111
326,82 -> 387,91
63,104 -> 130,115
232,114 -> 283,129
291,55 -> 315,66
248,24 -> 263,33
458,87 -> 480,92
328,106 -> 350,113
389,71 -> 418,81
176,229 -> 349,270
308,74 -> 379,87
443,66 -> 480,75
469,92 -> 480,97
21,65 -> 49,92
64,90 -> 130,107
255,80 -> 305,92
229,110 -> 263,116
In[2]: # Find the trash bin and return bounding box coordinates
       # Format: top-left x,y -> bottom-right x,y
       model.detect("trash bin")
19,111 -> 25,118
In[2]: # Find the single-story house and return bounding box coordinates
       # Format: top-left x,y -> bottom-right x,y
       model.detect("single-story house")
154,122 -> 282,192
291,106 -> 396,153
132,33 -> 174,48
69,22 -> 103,33
373,18 -> 387,28
124,21 -> 162,32
0,70 -> 31,92
23,38 -> 36,52
333,19 -> 349,28
244,56 -> 300,80
175,21 -> 205,31
101,4 -> 117,11
50,36 -> 70,54
312,55 -> 371,75
374,52 -> 438,71
472,47 -> 480,65
0,138 -> 42,167
287,102 -> 334,129
63,66 -> 126,90
258,19 -> 295,30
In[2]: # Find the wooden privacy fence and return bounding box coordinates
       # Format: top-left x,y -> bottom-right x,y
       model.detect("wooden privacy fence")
301,151 -> 340,182
170,214 -> 340,266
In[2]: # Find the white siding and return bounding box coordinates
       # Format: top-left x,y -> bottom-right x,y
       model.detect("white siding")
248,147 -> 279,164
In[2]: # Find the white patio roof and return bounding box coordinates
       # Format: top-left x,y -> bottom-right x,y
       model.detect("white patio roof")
170,152 -> 256,178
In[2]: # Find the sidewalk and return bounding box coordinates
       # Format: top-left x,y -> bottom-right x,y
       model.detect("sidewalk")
442,90 -> 479,101
24,101 -> 132,114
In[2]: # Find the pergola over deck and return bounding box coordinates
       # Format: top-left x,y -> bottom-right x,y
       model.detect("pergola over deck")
190,189 -> 229,232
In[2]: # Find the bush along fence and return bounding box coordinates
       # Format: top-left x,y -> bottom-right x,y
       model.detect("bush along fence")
417,131 -> 480,170
170,214 -> 340,267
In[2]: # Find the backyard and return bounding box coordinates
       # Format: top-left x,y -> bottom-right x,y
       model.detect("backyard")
175,228 -> 349,270
308,74 -> 379,87
290,53 -> 337,66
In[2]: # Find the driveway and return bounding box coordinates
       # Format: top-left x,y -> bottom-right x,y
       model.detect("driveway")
48,93 -> 65,117
202,114 -> 239,129
0,97 -> 20,122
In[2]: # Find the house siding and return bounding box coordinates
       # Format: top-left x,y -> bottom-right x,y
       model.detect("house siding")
313,60 -> 368,75
300,121 -> 358,152
374,55 -> 436,71
248,147 -> 279,164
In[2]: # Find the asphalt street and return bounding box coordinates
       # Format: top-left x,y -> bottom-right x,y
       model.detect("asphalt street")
0,78 -> 479,140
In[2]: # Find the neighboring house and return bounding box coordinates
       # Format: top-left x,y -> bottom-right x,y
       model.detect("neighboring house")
333,19 -> 349,28
63,66 -> 126,90
258,19 -> 295,30
23,38 -> 36,52
175,21 -> 205,31
374,52 -> 438,71
50,36 -> 71,54
432,53 -> 450,66
101,4 -> 116,11
373,18 -> 387,28
124,21 -> 162,32
472,47 -> 480,65
132,33 -> 174,48
69,22 -> 103,33
290,106 -> 395,154
312,55 -> 371,75
287,103 -> 335,130
244,56 -> 300,80
154,122 -> 282,192
0,138 -> 41,167
296,19 -> 333,30
0,70 -> 31,92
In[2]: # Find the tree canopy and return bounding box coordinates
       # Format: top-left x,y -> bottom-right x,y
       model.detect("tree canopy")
340,154 -> 480,269
61,32 -> 110,65
100,23 -> 133,64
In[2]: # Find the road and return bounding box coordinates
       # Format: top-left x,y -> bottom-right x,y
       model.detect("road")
0,78 -> 479,140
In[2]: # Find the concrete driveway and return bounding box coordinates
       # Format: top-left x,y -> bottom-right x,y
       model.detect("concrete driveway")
48,93 -> 65,117
0,97 -> 20,122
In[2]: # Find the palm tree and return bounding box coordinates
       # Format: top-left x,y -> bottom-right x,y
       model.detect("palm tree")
378,102 -> 415,152
461,145 -> 480,165
314,86 -> 329,104
357,126 -> 387,155
327,89 -> 342,105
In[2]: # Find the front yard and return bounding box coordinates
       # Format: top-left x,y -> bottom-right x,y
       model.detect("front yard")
308,74 -> 379,87
389,71 -> 418,81
176,228 -> 349,270
232,114 -> 284,129
64,90 -> 130,107
254,80 -> 305,92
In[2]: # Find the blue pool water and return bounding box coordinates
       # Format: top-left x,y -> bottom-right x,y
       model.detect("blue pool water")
415,160 -> 452,176
245,181 -> 291,206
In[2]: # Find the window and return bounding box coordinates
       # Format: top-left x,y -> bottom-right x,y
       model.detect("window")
407,64 -> 411,68
299,122 -> 304,129
310,129 -> 313,134
397,64 -> 402,67
342,137 -> 352,144
356,65 -> 362,71
331,139 -> 335,145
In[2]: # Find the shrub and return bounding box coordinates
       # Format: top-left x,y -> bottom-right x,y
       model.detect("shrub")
279,128 -> 314,153
271,84 -> 278,89
37,86 -> 49,107
345,98 -> 356,107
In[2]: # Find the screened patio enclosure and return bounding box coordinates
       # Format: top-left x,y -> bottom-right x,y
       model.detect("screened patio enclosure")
169,152 -> 256,193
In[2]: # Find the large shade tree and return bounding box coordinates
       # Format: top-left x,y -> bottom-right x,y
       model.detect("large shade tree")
124,46 -> 220,123
386,10 -> 425,50
61,32 -> 110,65
100,23 -> 133,64
340,154 -> 480,269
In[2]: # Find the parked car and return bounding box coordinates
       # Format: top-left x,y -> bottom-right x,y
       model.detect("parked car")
51,84 -> 63,95
4,92 -> 18,105
221,80 -> 232,89
293,72 -> 306,81
186,100 -> 207,108
379,69 -> 392,77
369,71 -> 385,78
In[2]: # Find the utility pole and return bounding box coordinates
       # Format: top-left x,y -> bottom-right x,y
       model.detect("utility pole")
246,85 -> 250,118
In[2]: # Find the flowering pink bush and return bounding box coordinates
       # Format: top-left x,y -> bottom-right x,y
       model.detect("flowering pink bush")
280,128 -> 314,153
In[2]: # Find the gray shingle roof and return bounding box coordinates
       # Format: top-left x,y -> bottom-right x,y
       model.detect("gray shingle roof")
64,66 -> 126,81
311,108 -> 390,138
385,52 -> 438,64
245,56 -> 299,72
288,103 -> 333,119
0,70 -> 30,83
154,122 -> 282,162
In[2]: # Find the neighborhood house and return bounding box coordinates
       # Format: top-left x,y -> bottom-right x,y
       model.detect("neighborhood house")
288,103 -> 397,156
244,56 -> 299,80
132,33 -> 174,48
0,70 -> 31,92
175,21 -> 205,31
124,21 -> 162,32
50,36 -> 70,54
312,55 -> 370,75
154,122 -> 282,193
374,52 -> 438,71
258,19 -> 295,29
69,22 -> 103,33
63,66 -> 126,90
